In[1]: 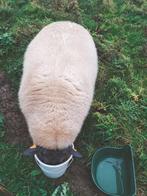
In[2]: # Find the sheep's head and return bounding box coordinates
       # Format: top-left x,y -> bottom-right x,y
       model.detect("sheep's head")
23,144 -> 82,164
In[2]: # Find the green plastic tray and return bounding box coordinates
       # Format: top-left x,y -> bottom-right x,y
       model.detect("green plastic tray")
91,145 -> 136,196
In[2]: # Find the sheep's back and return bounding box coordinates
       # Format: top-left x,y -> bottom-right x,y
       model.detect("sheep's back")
19,21 -> 98,149
23,21 -> 98,90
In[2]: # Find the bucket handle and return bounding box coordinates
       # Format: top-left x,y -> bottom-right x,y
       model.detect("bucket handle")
35,158 -> 41,167
68,158 -> 73,167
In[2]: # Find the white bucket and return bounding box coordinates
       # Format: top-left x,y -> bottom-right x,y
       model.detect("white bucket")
34,151 -> 73,179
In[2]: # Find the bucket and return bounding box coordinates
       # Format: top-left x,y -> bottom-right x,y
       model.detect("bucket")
34,149 -> 73,179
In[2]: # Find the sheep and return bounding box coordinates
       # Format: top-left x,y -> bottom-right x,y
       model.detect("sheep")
18,21 -> 98,157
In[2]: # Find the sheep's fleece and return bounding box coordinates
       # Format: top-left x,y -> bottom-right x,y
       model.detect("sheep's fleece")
18,21 -> 98,150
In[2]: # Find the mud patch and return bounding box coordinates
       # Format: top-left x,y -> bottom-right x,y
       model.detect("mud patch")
0,71 -> 31,146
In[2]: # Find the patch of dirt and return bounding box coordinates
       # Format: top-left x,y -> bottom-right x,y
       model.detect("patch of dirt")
0,71 -> 106,196
0,71 -> 31,146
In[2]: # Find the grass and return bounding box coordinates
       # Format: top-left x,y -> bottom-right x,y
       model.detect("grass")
0,0 -> 147,195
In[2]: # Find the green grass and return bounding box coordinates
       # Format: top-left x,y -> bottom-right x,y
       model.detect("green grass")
0,0 -> 147,195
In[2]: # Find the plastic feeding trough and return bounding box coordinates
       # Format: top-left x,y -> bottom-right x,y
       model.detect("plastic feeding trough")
91,145 -> 136,196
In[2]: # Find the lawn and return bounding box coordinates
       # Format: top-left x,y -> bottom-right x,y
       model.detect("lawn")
0,0 -> 147,195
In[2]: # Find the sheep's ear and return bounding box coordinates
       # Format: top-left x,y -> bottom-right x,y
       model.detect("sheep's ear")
23,144 -> 38,157
71,148 -> 82,158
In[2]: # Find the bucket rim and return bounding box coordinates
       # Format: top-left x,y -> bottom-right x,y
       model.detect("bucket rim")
34,154 -> 73,168
34,144 -> 74,168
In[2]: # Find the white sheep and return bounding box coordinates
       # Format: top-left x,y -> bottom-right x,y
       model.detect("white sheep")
18,21 -> 98,151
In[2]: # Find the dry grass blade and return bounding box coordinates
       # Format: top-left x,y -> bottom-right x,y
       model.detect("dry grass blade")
0,184 -> 13,196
